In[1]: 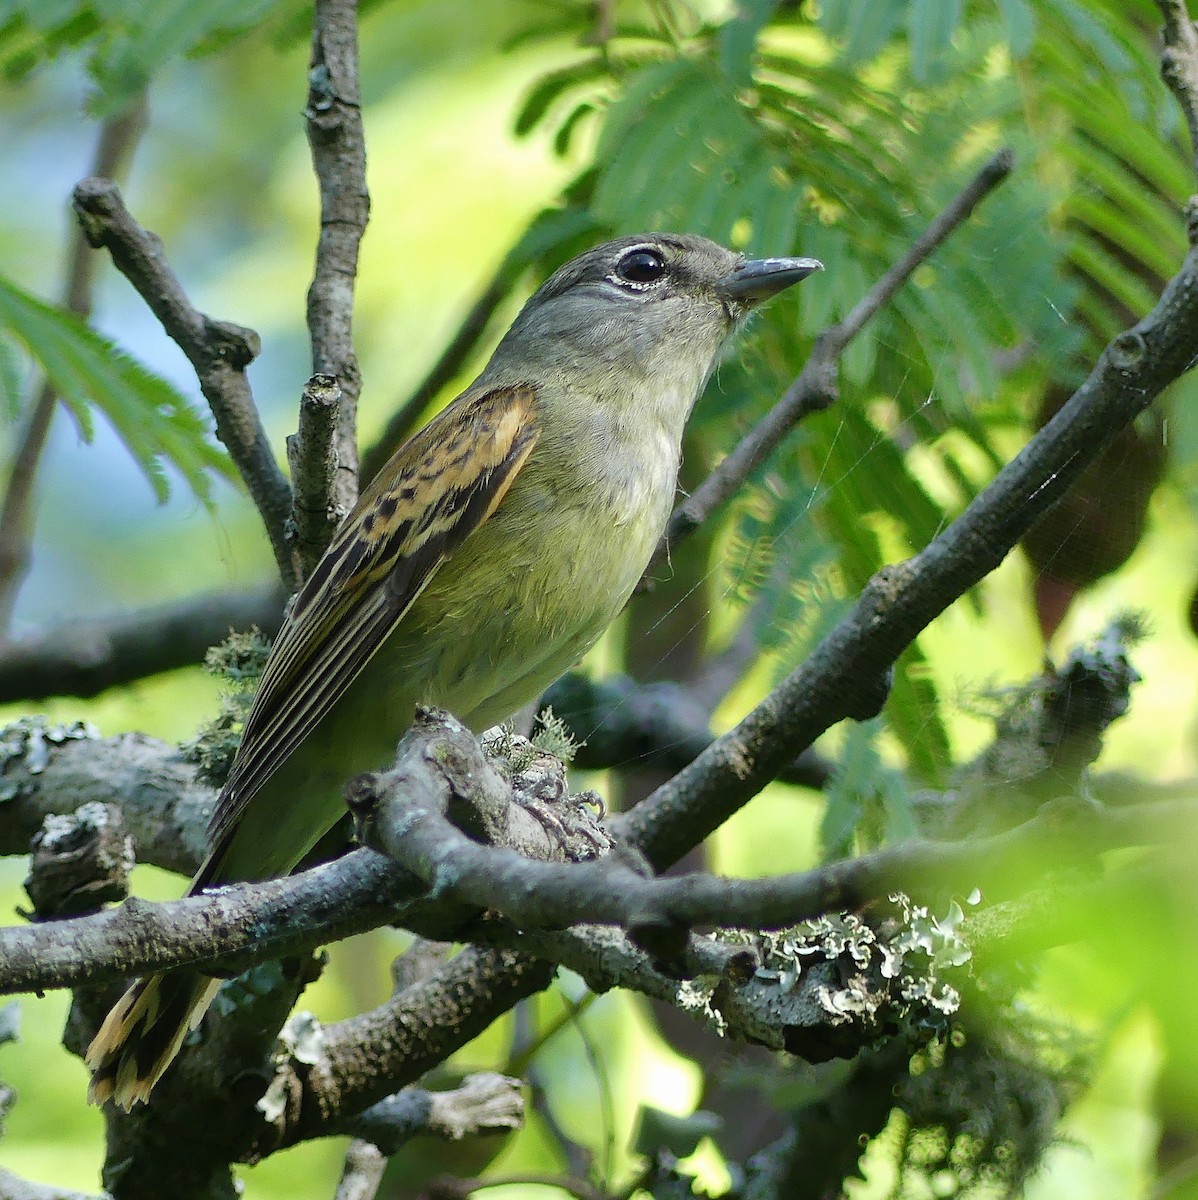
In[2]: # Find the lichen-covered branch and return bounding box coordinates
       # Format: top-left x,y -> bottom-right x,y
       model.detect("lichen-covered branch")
0,722 -> 211,873
273,948 -> 550,1149
331,1142 -> 386,1200
4,708 -> 1188,1004
335,1073 -> 524,1151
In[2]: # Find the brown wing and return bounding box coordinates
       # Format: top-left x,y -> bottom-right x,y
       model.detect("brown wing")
206,383 -> 539,855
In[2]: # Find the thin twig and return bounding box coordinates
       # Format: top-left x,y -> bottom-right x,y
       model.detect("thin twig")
287,373 -> 344,578
305,0 -> 370,513
1156,0 -> 1198,180
0,584 -> 283,702
0,95 -> 148,632
72,178 -> 296,588
656,147 -> 1015,561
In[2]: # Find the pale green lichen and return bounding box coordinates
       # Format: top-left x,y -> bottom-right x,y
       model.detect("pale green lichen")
733,893 -> 971,1028
675,977 -> 726,1036
530,706 -> 579,764
0,717 -> 98,801
180,628 -> 271,786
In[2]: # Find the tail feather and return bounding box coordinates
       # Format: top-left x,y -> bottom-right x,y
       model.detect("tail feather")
85,972 -> 220,1109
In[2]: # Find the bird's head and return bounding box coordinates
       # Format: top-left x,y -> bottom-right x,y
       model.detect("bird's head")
484,233 -> 822,406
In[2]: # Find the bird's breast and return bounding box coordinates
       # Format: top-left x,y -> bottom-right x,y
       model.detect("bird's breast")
364,405 -> 682,730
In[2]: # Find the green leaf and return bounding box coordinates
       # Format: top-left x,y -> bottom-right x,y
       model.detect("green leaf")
0,333 -> 25,420
994,0 -> 1036,57
513,55 -> 610,138
87,0 -> 286,115
718,0 -> 777,87
907,0 -> 963,84
0,275 -> 235,503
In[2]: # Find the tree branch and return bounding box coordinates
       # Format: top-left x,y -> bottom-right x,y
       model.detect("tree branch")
273,948 -> 550,1150
0,725 -> 212,874
71,178 -> 296,588
286,374 -> 344,578
656,147 -> 1016,561
540,672 -> 832,791
1156,0 -> 1198,180
354,712 -> 1196,962
0,850 -> 418,994
336,1073 -> 524,1152
304,0 -> 370,513
0,95 -> 148,633
0,585 -> 283,703
2,710 -> 1189,999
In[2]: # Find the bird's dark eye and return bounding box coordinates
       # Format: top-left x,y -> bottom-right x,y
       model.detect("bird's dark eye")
615,248 -> 666,285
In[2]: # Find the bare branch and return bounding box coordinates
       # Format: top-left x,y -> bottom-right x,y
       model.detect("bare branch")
274,948 -> 550,1150
0,584 -> 283,703
337,1074 -> 524,1152
1156,0 -> 1198,180
0,95 -> 148,632
72,178 -> 296,588
657,147 -> 1016,560
286,374 -> 344,578
304,0 -> 370,512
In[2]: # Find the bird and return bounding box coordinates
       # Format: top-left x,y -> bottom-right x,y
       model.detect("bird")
85,232 -> 821,1109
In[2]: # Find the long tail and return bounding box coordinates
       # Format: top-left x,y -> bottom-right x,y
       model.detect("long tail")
85,971 -> 220,1110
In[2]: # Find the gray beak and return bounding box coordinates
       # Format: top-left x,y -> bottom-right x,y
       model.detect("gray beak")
715,256 -> 823,303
